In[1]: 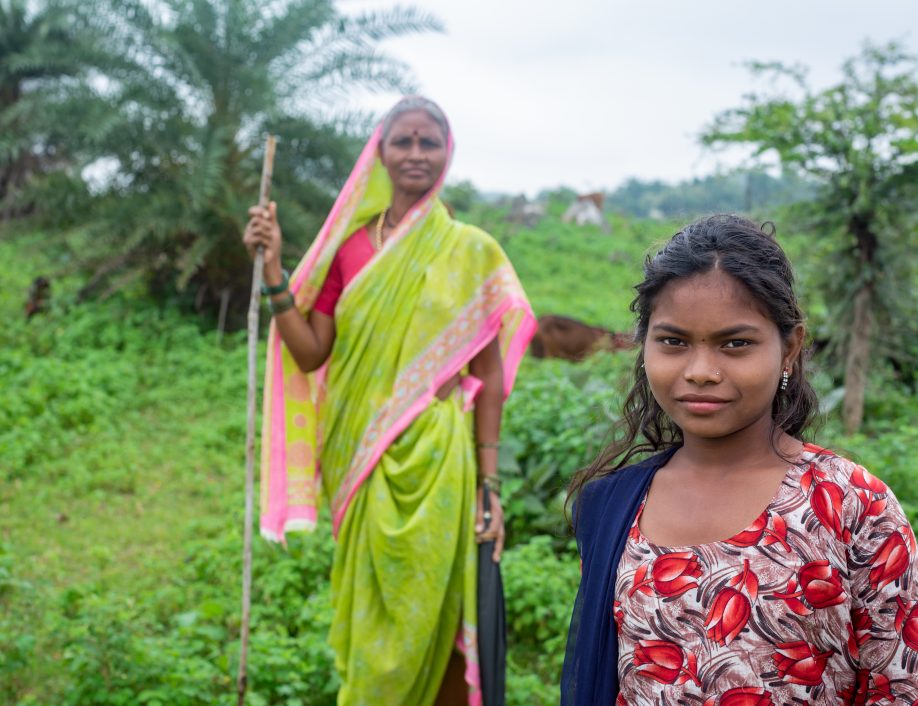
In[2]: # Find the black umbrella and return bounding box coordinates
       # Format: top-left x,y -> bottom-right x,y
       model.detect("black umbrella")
477,490 -> 506,706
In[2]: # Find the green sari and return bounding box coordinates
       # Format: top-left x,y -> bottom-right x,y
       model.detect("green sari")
260,122 -> 535,705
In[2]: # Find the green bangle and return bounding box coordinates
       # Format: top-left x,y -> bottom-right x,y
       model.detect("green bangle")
261,269 -> 289,297
269,292 -> 296,315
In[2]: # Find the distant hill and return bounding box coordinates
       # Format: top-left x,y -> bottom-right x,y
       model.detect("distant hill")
451,170 -> 817,221
604,170 -> 817,219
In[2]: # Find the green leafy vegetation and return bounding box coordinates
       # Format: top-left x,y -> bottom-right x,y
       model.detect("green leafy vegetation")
1,14 -> 916,703
2,197 -> 915,703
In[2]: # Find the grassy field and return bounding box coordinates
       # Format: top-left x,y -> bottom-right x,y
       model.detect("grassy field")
1,207 -> 915,705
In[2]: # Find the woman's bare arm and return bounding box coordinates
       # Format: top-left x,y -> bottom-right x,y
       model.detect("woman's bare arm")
470,336 -> 505,560
470,336 -> 504,477
243,202 -> 336,372
270,304 -> 336,373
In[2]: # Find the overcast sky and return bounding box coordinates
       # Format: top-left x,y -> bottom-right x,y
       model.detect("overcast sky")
340,0 -> 917,195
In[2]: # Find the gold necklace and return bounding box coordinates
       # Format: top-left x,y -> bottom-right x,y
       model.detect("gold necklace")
374,208 -> 388,251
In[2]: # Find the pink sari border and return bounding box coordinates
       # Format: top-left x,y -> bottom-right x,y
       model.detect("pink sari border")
331,297 -> 536,535
289,124 -> 384,294
261,330 -> 289,540
456,627 -> 483,706
501,306 -> 538,398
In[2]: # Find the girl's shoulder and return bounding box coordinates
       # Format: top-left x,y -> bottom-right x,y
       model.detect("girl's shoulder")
575,448 -> 678,545
795,442 -> 914,551
798,442 -> 888,496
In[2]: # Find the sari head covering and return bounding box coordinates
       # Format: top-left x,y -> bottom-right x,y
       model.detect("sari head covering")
259,97 -> 536,542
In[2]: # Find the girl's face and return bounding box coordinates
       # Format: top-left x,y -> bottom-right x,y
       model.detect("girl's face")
379,110 -> 448,197
643,268 -> 803,444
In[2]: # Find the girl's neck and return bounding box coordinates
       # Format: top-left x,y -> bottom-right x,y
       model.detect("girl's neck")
675,416 -> 802,476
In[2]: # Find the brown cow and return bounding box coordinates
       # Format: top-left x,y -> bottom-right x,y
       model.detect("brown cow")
529,314 -> 634,362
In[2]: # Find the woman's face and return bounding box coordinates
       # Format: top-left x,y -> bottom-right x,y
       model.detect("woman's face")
643,268 -> 803,444
379,110 -> 448,197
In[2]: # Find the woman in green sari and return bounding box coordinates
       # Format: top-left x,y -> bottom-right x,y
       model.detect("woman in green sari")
243,97 -> 535,706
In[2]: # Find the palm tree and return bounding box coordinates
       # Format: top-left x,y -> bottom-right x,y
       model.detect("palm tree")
65,0 -> 442,325
0,0 -> 103,216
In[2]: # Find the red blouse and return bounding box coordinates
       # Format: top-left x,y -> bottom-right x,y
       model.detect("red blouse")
313,226 -> 375,316
615,444 -> 918,704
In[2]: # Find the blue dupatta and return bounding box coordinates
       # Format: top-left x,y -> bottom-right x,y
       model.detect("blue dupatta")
561,447 -> 678,706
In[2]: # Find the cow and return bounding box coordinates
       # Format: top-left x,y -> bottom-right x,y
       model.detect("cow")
529,314 -> 635,362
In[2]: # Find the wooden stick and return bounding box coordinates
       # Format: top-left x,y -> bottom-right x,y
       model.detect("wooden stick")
237,134 -> 276,706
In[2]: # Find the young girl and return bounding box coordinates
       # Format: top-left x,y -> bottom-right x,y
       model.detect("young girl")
561,215 -> 918,705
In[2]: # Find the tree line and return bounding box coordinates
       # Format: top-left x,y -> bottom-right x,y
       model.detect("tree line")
603,170 -> 816,219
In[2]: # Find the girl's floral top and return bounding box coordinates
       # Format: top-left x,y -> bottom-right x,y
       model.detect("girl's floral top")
615,444 -> 918,705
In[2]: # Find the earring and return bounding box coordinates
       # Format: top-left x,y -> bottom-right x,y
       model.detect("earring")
780,368 -> 789,391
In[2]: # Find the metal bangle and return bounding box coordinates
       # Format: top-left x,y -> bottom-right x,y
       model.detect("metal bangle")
476,441 -> 500,450
269,292 -> 296,315
479,475 -> 501,496
261,269 -> 290,297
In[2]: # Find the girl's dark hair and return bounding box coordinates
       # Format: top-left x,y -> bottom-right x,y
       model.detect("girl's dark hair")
567,214 -> 819,512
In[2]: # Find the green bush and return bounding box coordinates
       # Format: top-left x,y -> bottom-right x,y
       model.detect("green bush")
503,536 -> 580,705
501,353 -> 633,544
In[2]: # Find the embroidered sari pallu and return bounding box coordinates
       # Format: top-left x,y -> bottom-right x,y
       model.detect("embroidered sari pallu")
260,128 -> 535,706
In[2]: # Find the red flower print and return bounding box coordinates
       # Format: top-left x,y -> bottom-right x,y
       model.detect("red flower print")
772,640 -> 832,686
867,674 -> 894,704
851,466 -> 888,522
770,577 -> 812,616
727,559 -> 759,601
855,488 -> 887,522
798,560 -> 846,609
727,513 -> 767,547
802,442 -> 834,456
904,524 -> 918,554
847,607 -> 872,660
810,480 -> 849,541
628,564 -> 654,598
840,669 -> 870,704
616,695 -> 627,706
613,599 -> 624,630
651,551 -> 702,598
851,466 -> 887,494
705,587 -> 751,645
896,598 -> 918,652
799,461 -> 825,494
869,530 -> 909,590
633,639 -> 700,685
719,687 -> 775,706
762,513 -> 791,552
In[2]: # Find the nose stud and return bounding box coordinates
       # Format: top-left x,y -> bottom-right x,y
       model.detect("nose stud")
712,370 -> 721,377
